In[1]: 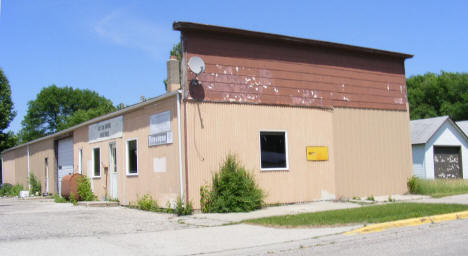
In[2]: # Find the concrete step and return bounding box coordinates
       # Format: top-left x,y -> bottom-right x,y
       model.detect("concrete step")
77,201 -> 119,207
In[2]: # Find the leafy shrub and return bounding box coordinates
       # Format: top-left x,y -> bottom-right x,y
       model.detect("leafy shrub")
53,194 -> 67,203
69,192 -> 77,205
0,184 -> 24,197
0,183 -> 13,196
137,194 -> 159,211
29,173 -> 42,195
174,197 -> 193,216
10,184 -> 24,197
77,176 -> 95,201
200,154 -> 264,213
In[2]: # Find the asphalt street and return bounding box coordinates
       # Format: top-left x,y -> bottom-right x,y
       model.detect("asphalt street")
232,218 -> 468,256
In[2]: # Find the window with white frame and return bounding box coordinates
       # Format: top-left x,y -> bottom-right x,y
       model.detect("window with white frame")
260,131 -> 288,170
126,139 -> 138,175
78,149 -> 83,174
93,147 -> 100,177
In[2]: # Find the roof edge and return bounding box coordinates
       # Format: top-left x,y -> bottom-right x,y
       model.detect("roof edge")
173,21 -> 413,59
412,116 -> 468,145
1,91 -> 179,154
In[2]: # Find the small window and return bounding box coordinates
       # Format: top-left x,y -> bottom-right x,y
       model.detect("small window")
260,131 -> 288,170
127,139 -> 138,175
93,148 -> 101,177
78,149 -> 83,174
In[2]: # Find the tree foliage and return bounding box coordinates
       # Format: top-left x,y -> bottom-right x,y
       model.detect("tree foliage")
19,85 -> 115,142
407,72 -> 468,121
0,68 -> 17,151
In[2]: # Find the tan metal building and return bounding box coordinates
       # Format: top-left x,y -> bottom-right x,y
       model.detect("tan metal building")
1,22 -> 413,208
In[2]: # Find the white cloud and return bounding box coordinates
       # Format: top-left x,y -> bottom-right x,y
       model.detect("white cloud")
94,10 -> 175,58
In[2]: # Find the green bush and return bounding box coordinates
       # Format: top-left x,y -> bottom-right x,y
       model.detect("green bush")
77,176 -> 95,201
53,194 -> 67,203
0,184 -> 24,197
137,194 -> 159,211
0,183 -> 13,196
200,154 -> 264,213
69,192 -> 78,205
29,173 -> 42,195
174,197 -> 193,216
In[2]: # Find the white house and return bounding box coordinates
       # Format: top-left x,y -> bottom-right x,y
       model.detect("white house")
411,116 -> 468,179
457,120 -> 468,137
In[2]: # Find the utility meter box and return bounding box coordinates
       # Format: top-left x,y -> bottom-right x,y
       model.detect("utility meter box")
306,146 -> 328,161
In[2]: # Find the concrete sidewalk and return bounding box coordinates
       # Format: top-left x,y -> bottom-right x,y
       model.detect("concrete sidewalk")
177,194 -> 431,227
178,201 -> 360,226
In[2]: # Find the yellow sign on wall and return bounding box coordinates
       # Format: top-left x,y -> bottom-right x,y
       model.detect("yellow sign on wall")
306,146 -> 328,161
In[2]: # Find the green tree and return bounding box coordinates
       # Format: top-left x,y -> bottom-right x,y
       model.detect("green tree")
0,68 -> 17,151
19,85 -> 116,142
407,72 -> 468,121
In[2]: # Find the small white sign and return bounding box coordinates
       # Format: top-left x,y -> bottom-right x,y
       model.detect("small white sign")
89,116 -> 123,143
150,111 -> 171,135
148,131 -> 173,146
153,157 -> 166,173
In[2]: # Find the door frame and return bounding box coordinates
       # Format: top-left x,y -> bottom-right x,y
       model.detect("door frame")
108,142 -> 118,199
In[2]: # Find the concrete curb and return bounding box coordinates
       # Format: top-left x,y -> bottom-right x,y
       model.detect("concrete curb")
345,210 -> 468,235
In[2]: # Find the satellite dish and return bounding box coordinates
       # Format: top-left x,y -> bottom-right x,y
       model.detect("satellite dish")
188,56 -> 205,75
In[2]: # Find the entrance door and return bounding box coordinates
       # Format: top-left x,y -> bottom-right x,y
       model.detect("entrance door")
434,146 -> 463,179
57,137 -> 74,195
108,143 -> 118,199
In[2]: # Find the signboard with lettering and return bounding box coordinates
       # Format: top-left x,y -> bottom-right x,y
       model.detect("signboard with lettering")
88,116 -> 123,143
148,131 -> 173,146
148,111 -> 172,147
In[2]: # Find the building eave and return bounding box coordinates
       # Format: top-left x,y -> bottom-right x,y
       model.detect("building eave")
173,21 -> 413,60
1,91 -> 179,154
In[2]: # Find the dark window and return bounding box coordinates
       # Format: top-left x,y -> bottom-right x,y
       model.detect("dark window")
260,131 -> 287,169
93,148 -> 100,177
127,140 -> 138,174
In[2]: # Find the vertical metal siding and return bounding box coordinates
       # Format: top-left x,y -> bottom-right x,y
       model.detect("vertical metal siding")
186,102 -> 336,208
333,107 -> 412,197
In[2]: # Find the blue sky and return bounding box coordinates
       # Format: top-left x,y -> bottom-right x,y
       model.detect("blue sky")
0,0 -> 467,133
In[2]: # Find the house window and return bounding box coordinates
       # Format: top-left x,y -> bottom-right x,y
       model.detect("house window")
93,147 -> 100,177
126,139 -> 138,175
260,131 -> 288,170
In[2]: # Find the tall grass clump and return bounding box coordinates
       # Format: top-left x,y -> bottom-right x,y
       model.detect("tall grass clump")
408,176 -> 468,197
200,154 -> 264,213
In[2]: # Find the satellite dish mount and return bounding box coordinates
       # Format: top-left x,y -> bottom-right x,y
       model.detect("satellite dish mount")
188,56 -> 205,78
187,56 -> 206,101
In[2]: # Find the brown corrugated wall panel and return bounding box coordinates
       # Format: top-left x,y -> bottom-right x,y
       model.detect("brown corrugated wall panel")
182,32 -> 407,111
333,107 -> 413,197
186,101 -> 336,209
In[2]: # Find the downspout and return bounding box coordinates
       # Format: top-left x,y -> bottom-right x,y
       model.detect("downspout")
27,144 -> 30,190
176,90 -> 184,202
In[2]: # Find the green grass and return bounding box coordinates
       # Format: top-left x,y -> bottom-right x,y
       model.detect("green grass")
244,203 -> 468,227
408,176 -> 468,197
